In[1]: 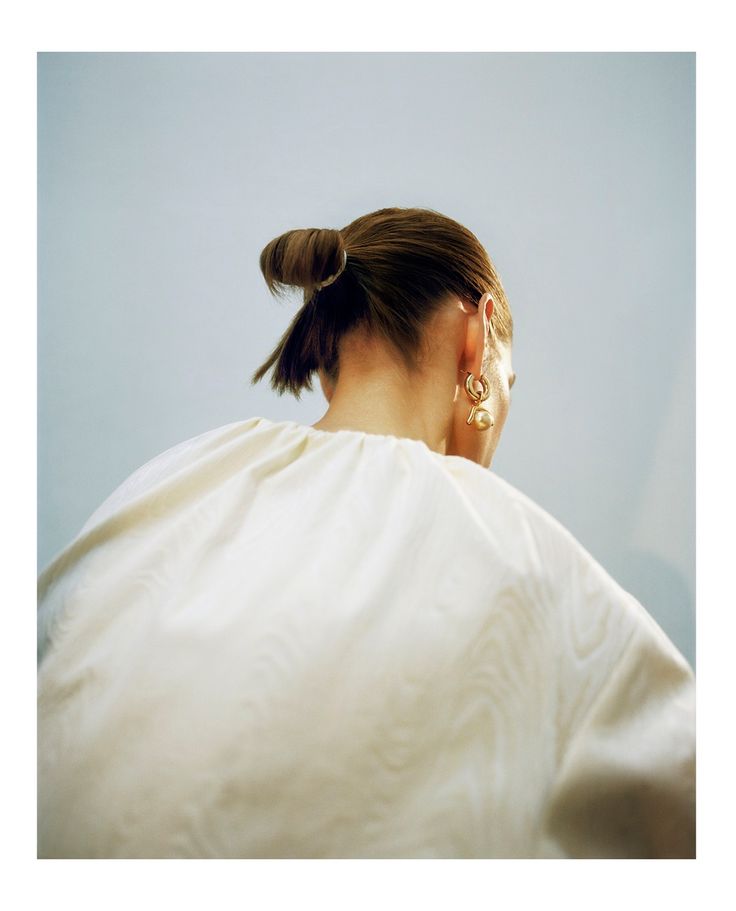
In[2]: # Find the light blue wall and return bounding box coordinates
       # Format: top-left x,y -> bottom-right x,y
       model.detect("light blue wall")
38,52 -> 695,666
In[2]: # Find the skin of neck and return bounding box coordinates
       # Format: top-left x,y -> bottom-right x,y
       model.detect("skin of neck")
311,293 -> 514,468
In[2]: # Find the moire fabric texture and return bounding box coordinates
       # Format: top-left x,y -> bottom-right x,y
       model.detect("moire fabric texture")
37,416 -> 696,858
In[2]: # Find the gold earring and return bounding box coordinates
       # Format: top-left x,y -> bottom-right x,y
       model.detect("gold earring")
463,372 -> 494,431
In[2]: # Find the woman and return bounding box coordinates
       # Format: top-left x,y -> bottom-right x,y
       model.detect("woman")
37,207 -> 695,859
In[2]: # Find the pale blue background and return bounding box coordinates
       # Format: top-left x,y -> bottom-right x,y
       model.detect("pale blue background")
38,52 -> 695,666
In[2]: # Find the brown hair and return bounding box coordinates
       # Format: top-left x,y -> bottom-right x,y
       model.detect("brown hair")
251,206 -> 513,400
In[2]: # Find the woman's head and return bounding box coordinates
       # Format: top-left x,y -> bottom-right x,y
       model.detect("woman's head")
251,207 -> 513,400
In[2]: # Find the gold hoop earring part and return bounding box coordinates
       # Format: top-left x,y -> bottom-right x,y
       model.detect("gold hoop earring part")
464,372 -> 495,431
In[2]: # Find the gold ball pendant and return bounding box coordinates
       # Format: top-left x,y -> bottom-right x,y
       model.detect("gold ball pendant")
473,409 -> 494,431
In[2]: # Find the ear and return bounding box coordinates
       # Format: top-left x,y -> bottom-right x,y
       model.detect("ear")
463,293 -> 494,378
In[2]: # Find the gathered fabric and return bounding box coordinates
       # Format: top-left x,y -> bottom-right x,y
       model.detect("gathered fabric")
37,416 -> 695,858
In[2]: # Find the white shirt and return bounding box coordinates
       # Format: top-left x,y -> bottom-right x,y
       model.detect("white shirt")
37,416 -> 695,858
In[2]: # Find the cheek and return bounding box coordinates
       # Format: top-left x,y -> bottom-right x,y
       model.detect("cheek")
490,373 -> 511,418
495,395 -> 510,432
503,385 -> 512,415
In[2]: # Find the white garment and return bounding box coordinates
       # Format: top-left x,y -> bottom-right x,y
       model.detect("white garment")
37,416 -> 695,858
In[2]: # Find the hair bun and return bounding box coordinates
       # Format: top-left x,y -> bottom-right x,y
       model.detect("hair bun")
260,228 -> 345,297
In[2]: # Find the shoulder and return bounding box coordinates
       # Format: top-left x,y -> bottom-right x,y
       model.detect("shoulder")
78,419 -> 257,534
435,454 -> 689,671
434,454 -> 587,574
39,419 -> 255,585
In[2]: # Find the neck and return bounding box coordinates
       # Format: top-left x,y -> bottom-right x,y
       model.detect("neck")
311,340 -> 458,455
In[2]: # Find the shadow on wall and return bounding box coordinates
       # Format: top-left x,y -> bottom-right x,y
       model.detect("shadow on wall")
611,547 -> 695,671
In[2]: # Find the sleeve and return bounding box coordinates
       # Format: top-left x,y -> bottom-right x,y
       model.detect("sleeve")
537,606 -> 695,858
